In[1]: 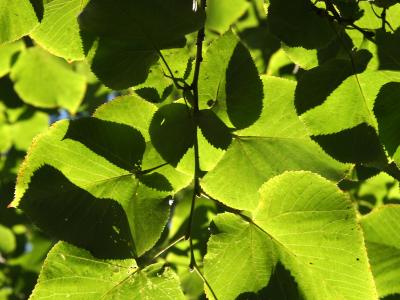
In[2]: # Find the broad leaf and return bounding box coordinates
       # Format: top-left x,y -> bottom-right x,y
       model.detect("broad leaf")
300,70 -> 400,166
300,71 -> 400,135
13,96 -> 191,257
199,31 -> 263,130
205,171 -> 378,300
30,242 -> 185,299
30,0 -> 89,61
79,0 -> 204,89
10,47 -> 86,114
361,205 -> 400,298
253,171 -> 377,300
0,0 -> 39,45
201,76 -> 348,211
204,213 -> 276,300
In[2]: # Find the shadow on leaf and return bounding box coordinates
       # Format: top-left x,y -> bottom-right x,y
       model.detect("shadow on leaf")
312,123 -> 387,165
20,165 -> 135,259
150,103 -> 195,166
225,42 -> 263,129
64,118 -> 146,172
374,82 -> 400,157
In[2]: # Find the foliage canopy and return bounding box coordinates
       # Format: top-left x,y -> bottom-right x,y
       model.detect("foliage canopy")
1,0 -> 400,299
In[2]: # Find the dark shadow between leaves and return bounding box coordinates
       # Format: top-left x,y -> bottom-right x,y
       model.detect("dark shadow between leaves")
312,123 -> 387,165
382,294 -> 400,300
225,42 -> 263,129
237,263 -> 302,300
77,0 -> 201,90
374,82 -> 400,157
0,77 -> 25,108
376,28 -> 400,71
20,165 -> 135,259
64,118 -> 146,172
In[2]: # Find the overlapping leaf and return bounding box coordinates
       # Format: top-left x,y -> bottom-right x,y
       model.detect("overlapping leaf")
30,242 -> 185,299
300,69 -> 400,166
201,76 -> 349,211
12,95 -> 192,258
199,31 -> 263,130
205,171 -> 378,300
78,0 -> 204,89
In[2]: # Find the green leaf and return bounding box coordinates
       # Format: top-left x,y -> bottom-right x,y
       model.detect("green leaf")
20,165 -> 136,258
199,31 -> 263,129
79,0 -> 204,89
205,171 -> 378,300
30,0 -> 89,61
0,223 -> 16,254
150,103 -> 195,166
0,41 -> 24,78
13,96 -> 191,257
94,96 -> 193,190
361,205 -> 400,297
267,0 -> 336,49
201,76 -> 349,211
357,173 -> 400,207
281,44 -> 319,70
30,242 -> 186,299
64,118 -> 146,171
93,95 -> 157,141
10,47 -> 86,114
8,106 -> 49,151
300,70 -> 400,135
295,53 -> 371,114
253,171 -> 377,300
0,0 -> 39,45
299,70 -> 400,166
13,123 -> 165,257
204,213 -> 276,300
206,0 -> 250,34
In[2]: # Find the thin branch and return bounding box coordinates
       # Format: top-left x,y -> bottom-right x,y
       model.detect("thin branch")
156,49 -> 186,90
151,235 -> 186,261
100,266 -> 140,299
320,0 -> 375,41
193,264 -> 219,300
138,162 -> 168,175
186,0 -> 207,271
